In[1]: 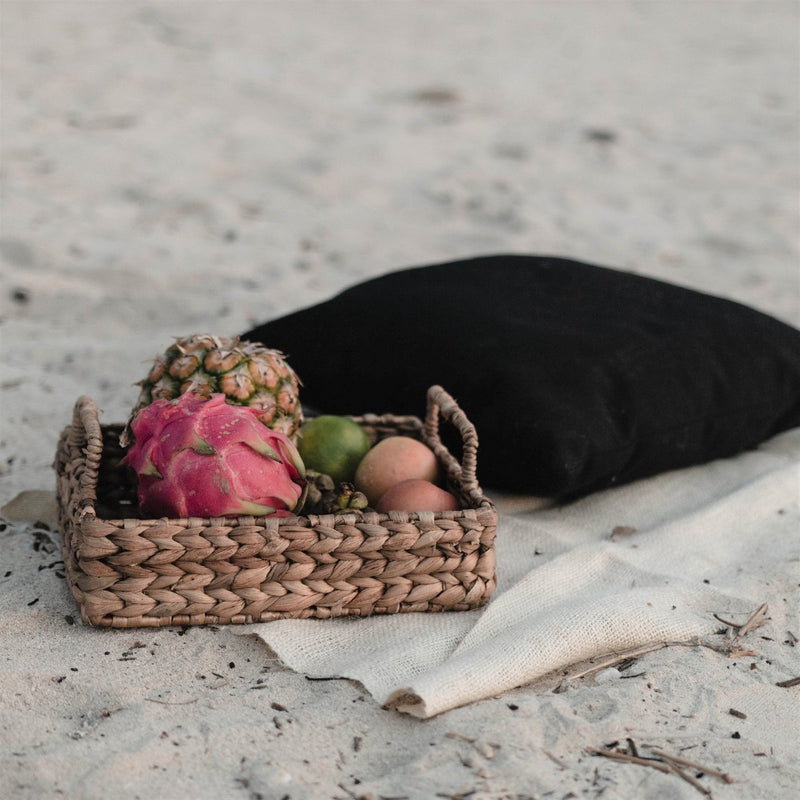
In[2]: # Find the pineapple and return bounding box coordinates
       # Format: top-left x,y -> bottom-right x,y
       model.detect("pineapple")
126,334 -> 302,442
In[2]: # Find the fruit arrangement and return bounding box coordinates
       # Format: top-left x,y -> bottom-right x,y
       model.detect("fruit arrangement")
122,334 -> 461,519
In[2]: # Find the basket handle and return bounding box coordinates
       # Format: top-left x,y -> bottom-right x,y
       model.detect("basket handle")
424,385 -> 481,496
68,395 -> 104,518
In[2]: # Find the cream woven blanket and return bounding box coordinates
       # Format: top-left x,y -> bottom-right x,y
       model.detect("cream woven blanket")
246,428 -> 800,718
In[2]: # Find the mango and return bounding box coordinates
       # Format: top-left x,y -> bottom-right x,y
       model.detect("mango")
354,436 -> 440,506
375,479 -> 460,513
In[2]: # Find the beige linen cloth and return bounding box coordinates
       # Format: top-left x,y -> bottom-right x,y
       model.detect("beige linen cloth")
245,428 -> 800,718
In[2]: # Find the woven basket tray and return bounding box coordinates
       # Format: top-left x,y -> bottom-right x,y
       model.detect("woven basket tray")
55,385 -> 498,628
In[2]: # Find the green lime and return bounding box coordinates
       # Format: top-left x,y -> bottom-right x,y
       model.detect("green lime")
296,415 -> 371,485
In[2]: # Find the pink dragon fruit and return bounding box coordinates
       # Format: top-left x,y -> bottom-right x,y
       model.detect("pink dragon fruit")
122,393 -> 306,518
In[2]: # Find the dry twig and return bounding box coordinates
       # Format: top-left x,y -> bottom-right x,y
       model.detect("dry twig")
558,642 -> 669,684
737,602 -> 769,637
587,746 -> 673,775
144,696 -> 198,705
588,740 -> 733,797
649,748 -> 734,783
713,603 -> 769,637
542,749 -> 569,770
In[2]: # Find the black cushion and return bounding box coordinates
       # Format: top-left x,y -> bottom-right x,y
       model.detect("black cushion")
243,254 -> 800,497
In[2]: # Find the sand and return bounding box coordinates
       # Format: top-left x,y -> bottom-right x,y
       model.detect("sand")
1,2 -> 798,798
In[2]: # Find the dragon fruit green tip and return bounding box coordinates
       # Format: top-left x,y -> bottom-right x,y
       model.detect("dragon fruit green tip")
122,392 -> 306,518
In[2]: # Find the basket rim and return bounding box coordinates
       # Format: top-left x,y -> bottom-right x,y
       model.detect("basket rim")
57,390 -> 496,530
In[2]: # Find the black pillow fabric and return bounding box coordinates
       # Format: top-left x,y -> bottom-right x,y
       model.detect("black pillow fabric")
243,255 -> 800,498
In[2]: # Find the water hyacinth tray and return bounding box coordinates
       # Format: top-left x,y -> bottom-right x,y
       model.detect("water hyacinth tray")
54,385 -> 498,628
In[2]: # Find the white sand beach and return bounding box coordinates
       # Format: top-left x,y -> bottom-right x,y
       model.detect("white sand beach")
2,2 -> 798,798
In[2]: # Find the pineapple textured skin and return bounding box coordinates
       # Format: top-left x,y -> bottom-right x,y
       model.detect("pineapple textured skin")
129,334 -> 303,439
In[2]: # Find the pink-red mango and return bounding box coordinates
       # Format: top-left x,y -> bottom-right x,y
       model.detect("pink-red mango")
354,436 -> 440,506
375,479 -> 460,513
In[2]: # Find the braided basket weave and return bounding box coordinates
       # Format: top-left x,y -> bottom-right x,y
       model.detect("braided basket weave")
55,386 -> 498,628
